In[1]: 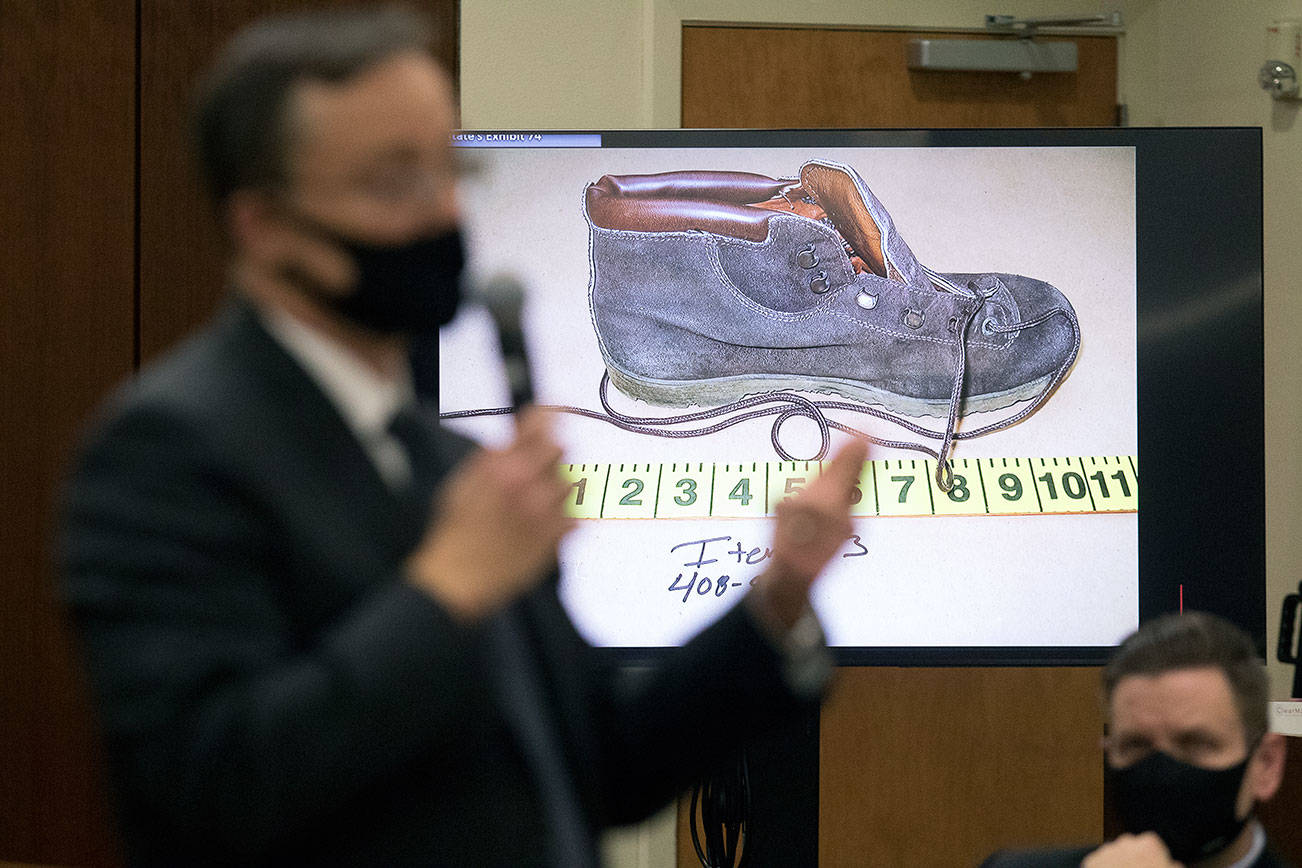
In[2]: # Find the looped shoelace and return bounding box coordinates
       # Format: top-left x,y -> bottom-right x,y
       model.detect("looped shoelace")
439,276 -> 1080,493
442,374 -> 941,462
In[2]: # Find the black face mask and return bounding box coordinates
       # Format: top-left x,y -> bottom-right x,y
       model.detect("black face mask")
1108,750 -> 1252,863
280,211 -> 467,335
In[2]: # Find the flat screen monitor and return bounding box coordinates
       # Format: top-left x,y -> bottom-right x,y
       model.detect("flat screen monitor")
434,128 -> 1264,664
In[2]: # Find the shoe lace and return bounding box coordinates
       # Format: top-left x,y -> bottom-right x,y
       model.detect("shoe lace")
442,372 -> 942,462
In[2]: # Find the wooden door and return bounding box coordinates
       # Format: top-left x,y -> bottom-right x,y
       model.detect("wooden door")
677,23 -> 1117,868
683,25 -> 1118,128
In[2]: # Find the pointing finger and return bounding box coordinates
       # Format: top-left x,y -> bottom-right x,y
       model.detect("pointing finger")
819,438 -> 869,499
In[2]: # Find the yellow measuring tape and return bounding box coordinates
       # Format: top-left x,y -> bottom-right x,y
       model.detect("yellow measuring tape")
561,456 -> 1137,519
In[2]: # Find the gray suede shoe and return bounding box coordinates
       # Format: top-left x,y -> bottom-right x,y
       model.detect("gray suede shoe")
583,161 -> 1079,420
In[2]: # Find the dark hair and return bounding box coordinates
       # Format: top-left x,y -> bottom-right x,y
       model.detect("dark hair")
193,5 -> 433,206
1103,612 -> 1269,747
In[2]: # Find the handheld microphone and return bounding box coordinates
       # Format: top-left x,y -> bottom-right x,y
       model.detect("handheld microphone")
475,273 -> 534,410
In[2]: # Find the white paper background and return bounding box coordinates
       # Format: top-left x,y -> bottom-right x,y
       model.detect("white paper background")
440,145 -> 1138,650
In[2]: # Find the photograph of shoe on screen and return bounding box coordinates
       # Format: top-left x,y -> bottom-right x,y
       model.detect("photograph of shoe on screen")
582,159 -> 1081,490
438,146 -> 1137,651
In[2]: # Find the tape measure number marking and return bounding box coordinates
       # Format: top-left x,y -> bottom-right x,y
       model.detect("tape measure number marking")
561,456 -> 1137,519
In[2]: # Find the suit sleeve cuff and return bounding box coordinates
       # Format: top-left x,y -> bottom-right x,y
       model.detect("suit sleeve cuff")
745,600 -> 834,700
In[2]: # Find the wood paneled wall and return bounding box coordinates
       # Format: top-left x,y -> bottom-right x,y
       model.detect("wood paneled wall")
0,2 -> 137,863
0,3 -> 456,864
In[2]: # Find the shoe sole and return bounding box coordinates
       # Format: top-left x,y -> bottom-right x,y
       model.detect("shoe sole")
603,355 -> 1052,418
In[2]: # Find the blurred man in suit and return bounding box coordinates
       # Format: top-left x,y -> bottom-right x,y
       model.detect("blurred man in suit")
60,6 -> 867,865
983,612 -> 1291,868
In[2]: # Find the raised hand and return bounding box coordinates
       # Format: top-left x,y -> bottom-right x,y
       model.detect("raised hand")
750,438 -> 869,630
406,408 -> 573,621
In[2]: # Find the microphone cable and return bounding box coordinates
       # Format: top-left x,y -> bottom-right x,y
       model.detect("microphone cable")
690,751 -> 751,868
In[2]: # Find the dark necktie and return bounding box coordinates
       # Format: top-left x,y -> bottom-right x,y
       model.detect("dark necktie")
386,406 -> 442,551
385,407 -> 595,868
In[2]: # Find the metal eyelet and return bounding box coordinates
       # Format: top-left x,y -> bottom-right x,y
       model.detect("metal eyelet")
796,244 -> 819,269
810,271 -> 830,294
981,317 -> 997,335
903,308 -> 925,329
856,290 -> 878,310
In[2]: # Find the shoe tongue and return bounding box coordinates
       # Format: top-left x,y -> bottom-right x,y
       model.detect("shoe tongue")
799,161 -> 927,287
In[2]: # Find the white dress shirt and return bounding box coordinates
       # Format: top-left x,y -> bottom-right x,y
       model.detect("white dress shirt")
1228,822 -> 1267,868
257,304 -> 416,491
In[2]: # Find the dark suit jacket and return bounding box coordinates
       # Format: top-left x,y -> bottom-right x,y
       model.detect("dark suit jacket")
979,847 -> 1093,868
62,299 -> 814,866
980,842 -> 1294,868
